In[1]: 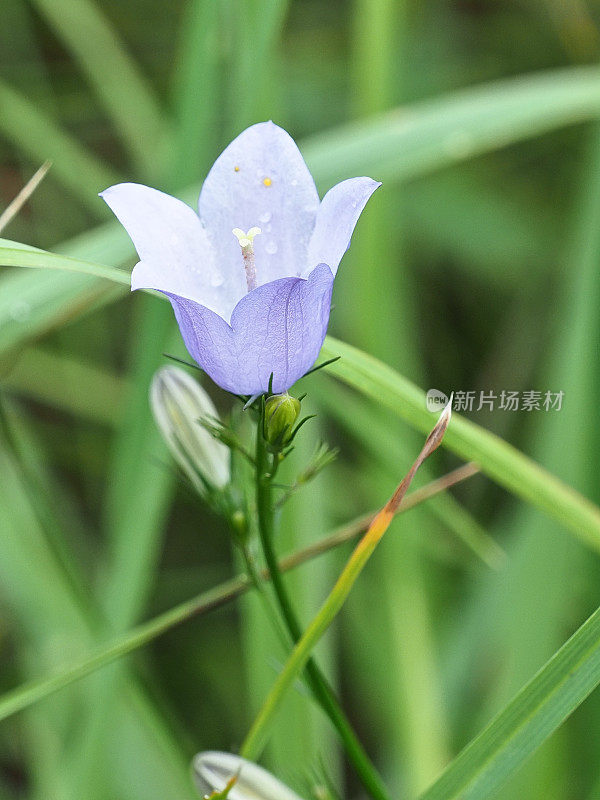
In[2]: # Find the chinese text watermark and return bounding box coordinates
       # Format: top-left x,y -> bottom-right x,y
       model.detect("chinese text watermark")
426,389 -> 564,414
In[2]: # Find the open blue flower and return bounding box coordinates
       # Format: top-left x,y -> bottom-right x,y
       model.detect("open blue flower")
101,122 -> 379,395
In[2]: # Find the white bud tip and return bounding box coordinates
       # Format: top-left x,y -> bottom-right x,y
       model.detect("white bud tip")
193,751 -> 307,800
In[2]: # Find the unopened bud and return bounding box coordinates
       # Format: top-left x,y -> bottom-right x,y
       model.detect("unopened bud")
150,366 -> 230,496
263,393 -> 300,448
193,751 -> 306,800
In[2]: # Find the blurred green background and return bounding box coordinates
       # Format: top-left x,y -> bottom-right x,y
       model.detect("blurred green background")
2,1 -> 600,799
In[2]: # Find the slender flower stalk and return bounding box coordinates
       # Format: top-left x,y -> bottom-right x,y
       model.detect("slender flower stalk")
241,400 -> 453,762
254,399 -> 390,800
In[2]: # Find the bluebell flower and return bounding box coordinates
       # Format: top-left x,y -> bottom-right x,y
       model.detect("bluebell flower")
101,122 -> 379,395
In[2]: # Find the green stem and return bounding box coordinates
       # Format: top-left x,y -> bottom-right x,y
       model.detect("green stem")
254,415 -> 390,800
239,543 -> 290,651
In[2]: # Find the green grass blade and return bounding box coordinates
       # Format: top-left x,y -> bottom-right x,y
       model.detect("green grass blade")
0,413 -> 196,799
0,238 -> 130,283
0,270 -> 117,357
0,79 -> 119,210
319,337 -> 600,552
29,0 -> 167,178
303,66 -> 600,188
419,604 -> 600,800
169,0 -> 222,188
227,0 -> 290,132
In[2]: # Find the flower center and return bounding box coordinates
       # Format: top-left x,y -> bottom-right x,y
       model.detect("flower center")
232,226 -> 261,292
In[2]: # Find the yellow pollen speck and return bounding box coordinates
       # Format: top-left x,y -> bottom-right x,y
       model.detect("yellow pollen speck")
234,165 -> 240,172
263,177 -> 272,187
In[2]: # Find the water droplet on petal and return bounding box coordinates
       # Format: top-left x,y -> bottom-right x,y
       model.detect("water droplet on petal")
265,241 -> 278,255
259,211 -> 272,223
291,179 -> 298,186
211,274 -> 224,287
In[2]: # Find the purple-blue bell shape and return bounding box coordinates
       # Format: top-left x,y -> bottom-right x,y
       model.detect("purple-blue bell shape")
101,121 -> 380,395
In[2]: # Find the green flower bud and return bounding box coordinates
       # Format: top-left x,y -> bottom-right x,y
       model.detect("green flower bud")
263,393 -> 300,448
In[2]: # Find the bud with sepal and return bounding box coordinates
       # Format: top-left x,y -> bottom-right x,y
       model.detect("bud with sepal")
263,393 -> 301,449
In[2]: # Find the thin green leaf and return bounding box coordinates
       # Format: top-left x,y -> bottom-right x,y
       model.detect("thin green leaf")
0,78 -> 119,210
303,66 -> 600,189
30,0 -> 168,178
320,336 -> 600,553
0,238 -> 131,284
419,603 -> 600,800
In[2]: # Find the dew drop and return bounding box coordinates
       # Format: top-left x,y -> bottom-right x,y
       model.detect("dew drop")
265,240 -> 278,255
211,274 -> 224,287
291,179 -> 298,186
259,211 -> 272,223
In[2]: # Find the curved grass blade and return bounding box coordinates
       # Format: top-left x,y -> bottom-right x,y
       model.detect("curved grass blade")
319,336 -> 600,553
303,66 -> 600,189
0,238 -> 130,284
30,0 -> 167,178
0,79 -> 119,210
419,603 -> 600,800
240,403 -> 452,761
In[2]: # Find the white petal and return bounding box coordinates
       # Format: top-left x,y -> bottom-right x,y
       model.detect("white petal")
198,121 -> 320,285
305,177 -> 380,276
101,182 -> 246,320
193,752 -> 307,800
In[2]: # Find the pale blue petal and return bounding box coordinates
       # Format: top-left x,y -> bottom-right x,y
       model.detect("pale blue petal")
162,264 -> 334,395
198,121 -> 320,286
101,182 -> 246,320
305,177 -> 380,276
